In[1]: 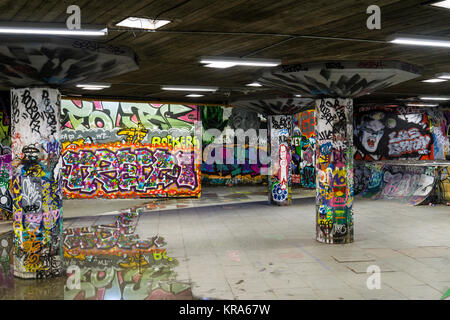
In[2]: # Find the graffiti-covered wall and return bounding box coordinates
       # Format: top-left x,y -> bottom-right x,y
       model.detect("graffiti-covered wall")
291,109 -> 316,188
61,100 -> 201,199
355,163 -> 436,205
429,109 -> 450,160
0,92 -> 11,220
200,106 -> 269,185
354,105 -> 434,161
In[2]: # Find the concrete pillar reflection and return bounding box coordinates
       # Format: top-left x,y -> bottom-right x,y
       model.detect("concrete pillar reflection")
10,87 -> 63,278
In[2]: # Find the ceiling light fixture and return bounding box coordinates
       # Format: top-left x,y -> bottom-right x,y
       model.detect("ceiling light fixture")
80,87 -> 105,91
115,17 -> 171,30
294,94 -> 302,97
419,96 -> 450,101
161,85 -> 218,92
428,0 -> 450,9
421,78 -> 447,83
246,82 -> 263,87
186,94 -> 204,97
406,102 -> 439,107
200,56 -> 281,69
0,23 -> 108,36
76,83 -> 111,89
436,72 -> 450,79
388,34 -> 450,48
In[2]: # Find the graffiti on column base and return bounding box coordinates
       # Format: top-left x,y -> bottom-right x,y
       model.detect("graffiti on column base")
316,205 -> 353,244
62,141 -> 201,199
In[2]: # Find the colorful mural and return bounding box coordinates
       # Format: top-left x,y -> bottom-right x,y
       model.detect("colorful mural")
354,105 -> 434,161
200,106 -> 268,185
355,163 -> 436,205
292,109 -> 316,188
315,98 -> 354,244
61,100 -> 201,198
0,93 -> 12,220
11,88 -> 63,279
429,109 -> 450,160
268,115 -> 292,206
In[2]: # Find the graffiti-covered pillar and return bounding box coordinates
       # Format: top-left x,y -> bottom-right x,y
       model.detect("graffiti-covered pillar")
268,115 -> 292,206
315,98 -> 354,244
10,87 -> 63,279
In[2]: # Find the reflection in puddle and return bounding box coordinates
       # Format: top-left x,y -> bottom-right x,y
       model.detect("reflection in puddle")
1,207 -> 193,300
63,208 -> 193,300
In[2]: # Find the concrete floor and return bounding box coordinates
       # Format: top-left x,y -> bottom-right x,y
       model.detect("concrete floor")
1,187 -> 449,300
62,186 -> 316,219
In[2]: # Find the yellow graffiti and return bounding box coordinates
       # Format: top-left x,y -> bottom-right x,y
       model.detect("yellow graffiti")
117,123 -> 148,144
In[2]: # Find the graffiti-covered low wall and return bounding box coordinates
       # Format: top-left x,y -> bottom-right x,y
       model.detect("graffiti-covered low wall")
61,99 -> 201,199
354,162 -> 438,205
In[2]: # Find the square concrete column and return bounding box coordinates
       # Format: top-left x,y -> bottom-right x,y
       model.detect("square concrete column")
268,115 -> 292,206
10,88 -> 63,278
315,98 -> 354,243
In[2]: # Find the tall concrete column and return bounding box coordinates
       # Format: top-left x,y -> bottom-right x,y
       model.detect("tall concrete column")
268,115 -> 292,206
315,98 -> 354,244
10,87 -> 62,278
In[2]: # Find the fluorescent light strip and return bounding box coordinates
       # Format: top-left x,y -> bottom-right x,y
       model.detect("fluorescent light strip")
406,103 -> 439,107
430,0 -> 450,9
422,78 -> 447,83
76,84 -> 111,88
200,57 -> 281,68
162,85 -> 218,92
81,87 -> 105,91
116,17 -> 171,30
390,36 -> 450,48
419,96 -> 450,101
246,82 -> 262,87
0,27 -> 107,36
186,94 -> 204,97
436,73 -> 450,79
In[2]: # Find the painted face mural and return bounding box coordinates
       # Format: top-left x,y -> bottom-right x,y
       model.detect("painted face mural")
354,106 -> 433,161
61,100 -> 201,199
359,112 -> 385,153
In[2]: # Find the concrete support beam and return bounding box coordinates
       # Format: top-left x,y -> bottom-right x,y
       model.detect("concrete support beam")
10,87 -> 63,278
315,98 -> 354,243
268,115 -> 292,206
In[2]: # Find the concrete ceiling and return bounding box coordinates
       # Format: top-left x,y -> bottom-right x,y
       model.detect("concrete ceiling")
0,0 -> 450,105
